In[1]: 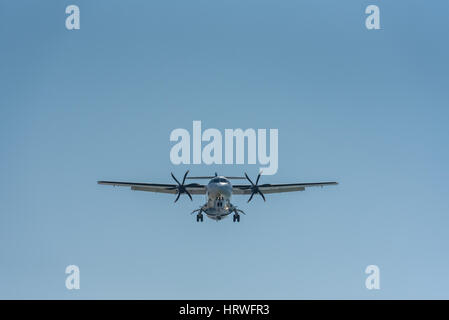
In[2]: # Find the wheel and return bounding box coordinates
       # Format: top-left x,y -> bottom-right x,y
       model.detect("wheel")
236,215 -> 240,222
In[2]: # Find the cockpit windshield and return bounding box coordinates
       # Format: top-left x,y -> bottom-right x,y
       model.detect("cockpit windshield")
211,177 -> 228,183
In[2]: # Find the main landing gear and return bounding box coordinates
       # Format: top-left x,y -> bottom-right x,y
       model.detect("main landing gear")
232,207 -> 245,223
191,208 -> 205,222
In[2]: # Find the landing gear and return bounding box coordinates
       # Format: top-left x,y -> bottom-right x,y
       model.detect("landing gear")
231,206 -> 244,223
191,207 -> 205,222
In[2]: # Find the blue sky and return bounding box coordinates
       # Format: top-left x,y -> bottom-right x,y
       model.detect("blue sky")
1,0 -> 448,299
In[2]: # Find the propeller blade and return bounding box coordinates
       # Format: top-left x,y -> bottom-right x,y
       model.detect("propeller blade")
171,172 -> 194,202
171,172 -> 181,185
182,170 -> 189,184
256,172 -> 261,185
245,173 -> 267,202
244,172 -> 254,186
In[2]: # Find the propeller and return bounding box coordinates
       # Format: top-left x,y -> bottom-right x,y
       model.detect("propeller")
244,172 -> 270,203
167,171 -> 200,202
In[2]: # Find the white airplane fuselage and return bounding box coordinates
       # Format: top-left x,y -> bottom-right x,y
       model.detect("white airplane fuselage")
203,176 -> 234,220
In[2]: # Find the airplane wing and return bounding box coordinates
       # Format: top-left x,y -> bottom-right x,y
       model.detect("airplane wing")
232,182 -> 338,195
97,181 -> 207,195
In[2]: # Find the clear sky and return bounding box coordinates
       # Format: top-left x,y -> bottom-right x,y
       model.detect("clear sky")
1,0 -> 448,299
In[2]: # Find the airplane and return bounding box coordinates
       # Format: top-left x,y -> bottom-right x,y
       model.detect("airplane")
97,171 -> 338,222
